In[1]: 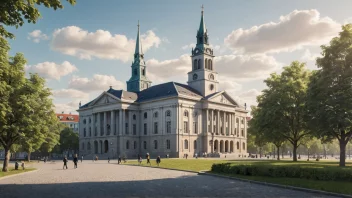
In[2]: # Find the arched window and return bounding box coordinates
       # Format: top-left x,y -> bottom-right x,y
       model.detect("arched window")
166,140 -> 171,149
237,142 -> 240,150
83,119 -> 86,124
205,58 -> 208,69
166,110 -> 171,117
194,140 -> 197,150
133,114 -> 136,120
184,110 -> 189,117
184,140 -> 189,149
209,59 -> 212,70
154,112 -> 158,118
126,141 -> 130,149
143,141 -> 147,149
193,59 -> 197,70
154,140 -> 158,149
83,128 -> 86,137
142,68 -> 145,76
198,59 -> 201,69
134,141 -> 137,149
243,142 -> 246,150
144,112 -> 148,119
82,142 -> 85,150
87,142 -> 91,150
209,74 -> 214,80
89,127 -> 91,137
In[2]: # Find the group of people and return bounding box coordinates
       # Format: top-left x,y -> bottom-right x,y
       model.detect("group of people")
137,153 -> 161,166
62,154 -> 79,169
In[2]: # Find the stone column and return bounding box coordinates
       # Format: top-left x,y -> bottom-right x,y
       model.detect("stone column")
122,109 -> 126,135
111,110 -> 115,135
129,110 -> 132,135
211,109 -> 214,133
229,113 -> 232,136
206,109 -> 209,134
119,110 -> 123,135
217,110 -> 220,135
189,108 -> 193,134
223,111 -> 226,135
91,113 -> 94,137
104,111 -> 107,136
97,113 -> 101,137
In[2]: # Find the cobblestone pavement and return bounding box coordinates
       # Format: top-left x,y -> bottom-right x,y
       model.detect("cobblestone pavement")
0,160 -> 337,198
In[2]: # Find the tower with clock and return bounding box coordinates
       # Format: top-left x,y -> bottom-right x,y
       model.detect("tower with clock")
187,6 -> 219,97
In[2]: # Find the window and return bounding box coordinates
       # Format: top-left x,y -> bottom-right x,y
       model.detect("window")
166,110 -> 171,117
133,114 -> 136,120
89,118 -> 91,123
241,129 -> 244,137
184,140 -> 188,149
125,123 -> 129,134
144,112 -> 147,119
82,143 -> 85,150
209,84 -> 214,91
154,140 -> 158,149
166,121 -> 171,133
126,141 -> 130,149
193,59 -> 197,70
89,127 -> 91,137
144,141 -> 147,149
193,122 -> 198,134
237,142 -> 240,150
144,123 -> 147,135
241,118 -> 244,124
166,140 -> 171,149
134,141 -> 137,149
83,119 -> 86,124
194,140 -> 197,150
87,142 -> 91,150
236,118 -> 239,123
235,128 -> 237,135
154,112 -> 158,118
243,142 -> 246,150
197,59 -> 201,69
154,122 -> 158,134
205,58 -> 208,69
184,110 -> 189,117
209,59 -> 212,70
142,68 -> 145,76
184,121 -> 188,133
133,124 -> 136,135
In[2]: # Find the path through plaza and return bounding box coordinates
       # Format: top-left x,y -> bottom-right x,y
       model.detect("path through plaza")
0,160 -> 337,197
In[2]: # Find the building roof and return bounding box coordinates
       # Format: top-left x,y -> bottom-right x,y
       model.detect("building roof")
56,113 -> 79,122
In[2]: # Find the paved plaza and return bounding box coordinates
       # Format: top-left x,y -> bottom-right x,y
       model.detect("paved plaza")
0,161 -> 337,198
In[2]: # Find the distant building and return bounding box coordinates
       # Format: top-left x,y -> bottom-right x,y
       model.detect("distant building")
56,112 -> 80,132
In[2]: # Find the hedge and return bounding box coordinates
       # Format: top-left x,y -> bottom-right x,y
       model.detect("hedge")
211,163 -> 352,182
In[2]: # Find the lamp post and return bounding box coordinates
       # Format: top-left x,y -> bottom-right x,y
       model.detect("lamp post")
110,142 -> 113,159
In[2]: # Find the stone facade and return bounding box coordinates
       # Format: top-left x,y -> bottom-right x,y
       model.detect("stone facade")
78,9 -> 248,158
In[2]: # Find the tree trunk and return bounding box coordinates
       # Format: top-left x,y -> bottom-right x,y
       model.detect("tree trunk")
281,148 -> 284,159
307,149 -> 310,160
277,146 -> 280,160
2,148 -> 10,172
292,143 -> 298,161
27,152 -> 31,162
259,147 -> 262,158
339,140 -> 347,167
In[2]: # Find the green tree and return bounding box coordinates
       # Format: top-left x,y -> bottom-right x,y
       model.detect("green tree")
59,127 -> 79,155
0,37 -> 56,171
257,61 -> 311,161
0,0 -> 76,38
306,24 -> 352,166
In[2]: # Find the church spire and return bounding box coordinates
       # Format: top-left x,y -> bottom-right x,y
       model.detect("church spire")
196,5 -> 208,45
135,20 -> 143,55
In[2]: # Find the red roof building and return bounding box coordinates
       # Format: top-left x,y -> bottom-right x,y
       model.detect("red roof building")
56,113 -> 79,132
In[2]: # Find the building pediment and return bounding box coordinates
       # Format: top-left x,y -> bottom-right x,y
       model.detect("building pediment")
89,92 -> 121,107
206,91 -> 239,106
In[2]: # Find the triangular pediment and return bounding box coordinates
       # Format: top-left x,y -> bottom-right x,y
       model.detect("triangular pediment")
206,91 -> 239,106
90,92 -> 121,107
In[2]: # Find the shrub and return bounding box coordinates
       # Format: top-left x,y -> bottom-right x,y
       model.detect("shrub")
211,163 -> 352,182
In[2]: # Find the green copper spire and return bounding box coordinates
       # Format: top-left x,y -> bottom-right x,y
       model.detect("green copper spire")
135,20 -> 143,55
196,5 -> 208,45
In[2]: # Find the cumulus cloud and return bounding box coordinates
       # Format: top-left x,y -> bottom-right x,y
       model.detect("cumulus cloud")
225,9 -> 340,54
218,77 -> 242,92
28,30 -> 49,43
51,26 -> 161,61
301,49 -> 321,61
214,54 -> 281,80
26,61 -> 77,80
54,100 -> 84,114
52,89 -> 89,99
68,74 -> 125,92
182,43 -> 195,50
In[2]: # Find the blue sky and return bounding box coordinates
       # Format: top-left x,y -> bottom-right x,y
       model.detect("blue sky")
7,0 -> 352,114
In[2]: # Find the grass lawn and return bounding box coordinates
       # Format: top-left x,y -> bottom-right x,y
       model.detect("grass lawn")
125,158 -> 352,195
0,168 -> 36,178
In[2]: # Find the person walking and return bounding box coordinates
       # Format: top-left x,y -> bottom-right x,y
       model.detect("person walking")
156,156 -> 161,167
63,156 -> 68,170
108,157 -> 110,163
118,156 -> 121,164
138,156 -> 142,165
146,153 -> 151,166
73,154 -> 78,169
81,155 -> 83,163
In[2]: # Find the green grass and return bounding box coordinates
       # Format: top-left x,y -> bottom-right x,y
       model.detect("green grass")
0,168 -> 36,178
125,158 -> 352,195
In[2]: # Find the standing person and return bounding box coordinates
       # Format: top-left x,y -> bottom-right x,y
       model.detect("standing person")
186,154 -> 188,159
63,156 -> 68,170
146,153 -> 151,166
73,154 -> 78,169
195,153 -> 198,159
81,155 -> 83,163
138,156 -> 142,165
118,156 -> 121,164
156,156 -> 161,167
108,157 -> 110,163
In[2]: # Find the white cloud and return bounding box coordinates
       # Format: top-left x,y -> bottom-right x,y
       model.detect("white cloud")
182,43 -> 195,50
301,49 -> 320,61
54,100 -> 84,114
68,74 -> 125,92
225,9 -> 340,54
218,77 -> 242,92
51,26 -> 161,62
27,30 -> 49,43
52,89 -> 89,99
26,61 -> 77,80
239,89 -> 261,98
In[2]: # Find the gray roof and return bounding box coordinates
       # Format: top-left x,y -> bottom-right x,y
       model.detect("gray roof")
79,82 -> 202,109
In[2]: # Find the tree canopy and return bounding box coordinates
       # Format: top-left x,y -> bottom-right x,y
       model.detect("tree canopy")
0,0 -> 76,38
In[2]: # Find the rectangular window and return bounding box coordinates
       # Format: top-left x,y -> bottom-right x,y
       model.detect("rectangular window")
167,140 -> 170,149
144,141 -> 147,149
144,123 -> 147,135
184,121 -> 188,133
166,121 -> 171,133
193,122 -> 198,134
241,129 -> 244,137
133,124 -> 136,135
154,122 -> 158,134
125,123 -> 129,134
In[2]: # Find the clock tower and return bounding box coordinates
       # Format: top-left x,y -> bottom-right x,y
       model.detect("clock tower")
187,6 -> 219,97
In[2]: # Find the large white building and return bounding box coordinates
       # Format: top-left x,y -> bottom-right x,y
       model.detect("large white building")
78,9 -> 248,158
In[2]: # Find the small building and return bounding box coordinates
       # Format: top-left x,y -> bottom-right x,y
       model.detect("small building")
56,112 -> 80,132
